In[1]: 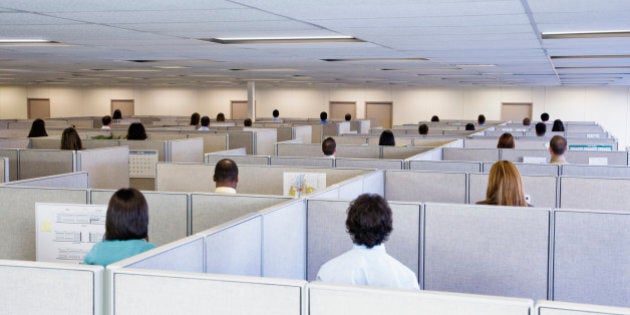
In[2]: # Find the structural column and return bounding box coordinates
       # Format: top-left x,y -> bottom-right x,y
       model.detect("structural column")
247,81 -> 256,122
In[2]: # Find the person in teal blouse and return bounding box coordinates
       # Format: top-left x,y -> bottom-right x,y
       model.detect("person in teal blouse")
84,188 -> 156,267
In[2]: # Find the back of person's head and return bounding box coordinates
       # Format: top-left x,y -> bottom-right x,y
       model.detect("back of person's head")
540,112 -> 549,122
214,158 -> 239,187
322,137 -> 336,156
200,116 -> 210,127
418,124 -> 429,135
552,119 -> 565,132
497,132 -> 515,149
216,112 -> 226,122
105,188 -> 149,241
484,160 -> 527,206
127,122 -> 147,140
465,123 -> 475,131
272,109 -> 279,118
102,115 -> 112,126
535,122 -> 546,136
550,135 -> 567,155
190,112 -> 200,126
61,127 -> 83,150
477,114 -> 486,125
378,130 -> 395,146
320,111 -> 328,121
522,117 -> 531,126
346,193 -> 393,248
112,109 -> 122,120
244,118 -> 252,127
344,113 -> 352,121
430,115 -> 440,122
28,118 -> 48,137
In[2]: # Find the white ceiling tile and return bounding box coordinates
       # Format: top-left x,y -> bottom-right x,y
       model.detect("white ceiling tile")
0,0 -> 242,12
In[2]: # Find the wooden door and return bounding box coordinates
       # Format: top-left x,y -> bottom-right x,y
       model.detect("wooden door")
330,101 -> 356,120
27,98 -> 51,119
111,99 -> 135,117
501,103 -> 532,122
365,102 -> 393,128
231,100 -> 249,119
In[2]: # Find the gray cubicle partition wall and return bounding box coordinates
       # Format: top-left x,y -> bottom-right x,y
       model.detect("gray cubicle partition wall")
18,149 -> 75,180
409,160 -> 482,173
423,203 -> 550,299
81,139 -> 120,149
26,137 -> 61,149
3,171 -> 89,188
277,143 -> 323,157
185,132 -> 229,154
271,156 -> 335,168
293,125 -> 312,143
205,215 -> 263,277
501,149 -> 548,162
335,157 -> 403,170
77,146 -> 130,189
168,137 -> 204,163
276,126 -> 293,142
0,260 -> 103,315
464,138 -> 501,148
156,163 -> 213,193
335,135 -> 368,145
252,128 -> 278,156
90,190 -> 188,246
0,157 -> 7,183
536,300 -> 630,315
206,153 -> 270,167
0,187 -> 87,260
561,164 -> 630,178
1,148 -> 28,180
120,140 -> 167,161
559,177 -> 630,210
385,170 -> 467,203
552,210 -> 630,307
564,150 -> 627,165
469,173 -> 558,207
309,283 -> 533,315
306,199 -> 421,282
482,161 -> 560,176
367,137 -> 414,146
227,131 -> 255,154
443,148 -> 500,161
361,169 -> 385,196
0,138 -> 29,150
382,146 -> 430,159
147,131 -> 187,141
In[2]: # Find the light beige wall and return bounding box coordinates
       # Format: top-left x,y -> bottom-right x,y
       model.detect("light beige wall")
256,87 -> 327,119
0,86 -> 28,118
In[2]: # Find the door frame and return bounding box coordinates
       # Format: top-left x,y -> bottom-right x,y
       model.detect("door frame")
365,101 -> 393,128
329,101 -> 357,120
27,98 -> 51,119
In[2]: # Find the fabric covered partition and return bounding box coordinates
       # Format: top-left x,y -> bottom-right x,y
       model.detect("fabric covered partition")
156,163 -> 213,193
120,236 -> 205,273
559,177 -> 630,211
253,129 -> 278,155
561,164 -> 630,178
4,171 -> 88,188
423,203 -> 550,299
361,169 -> 385,196
205,216 -> 262,277
120,140 -> 167,161
501,149 -> 548,162
206,153 -> 270,166
382,146 -> 430,159
336,145 -> 381,158
293,125 -> 312,143
271,156 -> 335,168
169,137 -> 204,163
77,146 -> 129,189
228,131 -> 255,154
0,149 -> 19,180
185,132 -> 229,154
564,151 -> 628,166
553,210 -> 630,307
535,300 -> 630,315
409,160 -> 481,173
482,161 -> 560,176
18,149 -> 75,180
443,148 -> 499,161
335,157 -> 403,170
469,173 -> 558,207
277,143 -> 323,157
0,157 -> 6,183
28,137 -> 62,149
385,170 -> 467,203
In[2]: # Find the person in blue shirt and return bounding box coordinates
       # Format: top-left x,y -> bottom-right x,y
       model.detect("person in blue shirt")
320,111 -> 328,124
84,188 -> 156,267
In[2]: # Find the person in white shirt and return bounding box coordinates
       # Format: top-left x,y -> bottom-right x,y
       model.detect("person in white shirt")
322,137 -> 336,158
213,158 -> 238,194
101,115 -> 112,130
316,193 -> 419,290
198,116 -> 210,131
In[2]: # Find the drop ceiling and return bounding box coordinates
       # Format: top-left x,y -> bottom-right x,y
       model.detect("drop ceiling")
1,0 -> 630,87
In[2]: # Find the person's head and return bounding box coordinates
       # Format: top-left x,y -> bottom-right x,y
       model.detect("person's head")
216,112 -> 225,122
418,124 -> 429,135
552,119 -> 565,132
127,122 -> 147,140
549,135 -> 567,156
535,122 -> 546,136
346,193 -> 393,248
465,123 -> 475,131
322,137 -> 336,156
484,160 -> 527,206
430,115 -> 440,122
320,111 -> 328,122
104,188 -> 149,241
214,158 -> 239,189
112,109 -> 122,120
272,109 -> 279,118
190,112 -> 200,126
28,118 -> 48,137
540,112 -> 549,122
344,113 -> 352,121
497,133 -> 515,149
477,114 -> 486,125
378,130 -> 395,146
244,118 -> 252,127
60,127 -> 83,150
200,116 -> 210,127
102,115 -> 112,127
522,117 -> 531,126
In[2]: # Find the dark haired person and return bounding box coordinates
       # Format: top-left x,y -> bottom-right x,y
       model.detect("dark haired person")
465,123 -> 475,131
430,115 -> 440,122
216,112 -> 226,122
316,194 -> 419,290
535,122 -> 546,137
418,124 -> 429,136
112,109 -> 122,120
477,114 -> 486,126
552,119 -> 565,132
322,137 -> 336,158
272,109 -> 281,122
497,132 -> 514,149
83,188 -> 155,266
27,118 -> 48,137
198,116 -> 210,131
60,127 -> 83,150
320,111 -> 328,124
190,112 -> 200,128
540,112 -> 549,122
244,118 -> 252,127
522,117 -> 531,126
214,158 -> 238,194
549,135 -> 568,165
378,130 -> 395,146
102,115 -> 112,130
344,113 -> 352,121
127,122 -> 147,140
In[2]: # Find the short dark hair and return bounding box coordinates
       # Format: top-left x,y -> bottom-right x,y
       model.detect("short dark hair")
541,112 -> 549,122
102,115 -> 112,126
105,188 -> 149,241
378,130 -> 395,146
550,135 -> 567,155
497,132 -> 515,149
190,112 -> 200,126
552,119 -> 565,132
61,127 -> 83,150
200,116 -> 210,127
322,137 -> 336,156
465,123 -> 475,131
320,111 -> 328,121
346,194 -> 393,248
522,117 -> 531,126
28,118 -> 48,137
216,112 -> 226,122
127,123 -> 147,140
535,122 -> 546,136
272,109 -> 279,118
214,158 -> 238,183
430,115 -> 440,122
244,118 -> 252,127
344,113 -> 351,121
112,109 -> 122,120
477,114 -> 486,125
418,124 -> 429,135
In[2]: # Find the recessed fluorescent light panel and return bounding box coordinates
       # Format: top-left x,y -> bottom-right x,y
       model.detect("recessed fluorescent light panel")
202,35 -> 363,44
322,57 -> 429,62
542,30 -> 630,39
551,55 -> 630,59
0,39 -> 69,46
229,68 -> 299,72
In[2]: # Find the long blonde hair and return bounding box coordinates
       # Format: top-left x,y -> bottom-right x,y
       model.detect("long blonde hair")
483,160 -> 527,206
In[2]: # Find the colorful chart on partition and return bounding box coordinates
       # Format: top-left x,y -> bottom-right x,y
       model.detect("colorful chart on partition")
283,172 -> 326,198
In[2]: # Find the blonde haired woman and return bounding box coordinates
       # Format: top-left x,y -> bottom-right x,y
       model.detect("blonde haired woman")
477,160 -> 528,206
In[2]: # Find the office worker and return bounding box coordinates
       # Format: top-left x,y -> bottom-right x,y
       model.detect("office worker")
540,112 -> 550,122
244,118 -> 252,127
84,188 -> 156,267
198,116 -> 210,131
522,117 -> 531,126
477,160 -> 528,207
345,113 -> 352,121
112,109 -> 123,120
316,193 -> 419,290
549,135 -> 568,165
60,127 -> 83,150
272,109 -> 281,122
535,122 -> 546,137
27,118 -> 48,138
378,130 -> 395,146
322,137 -> 336,158
418,124 -> 429,136
216,112 -> 226,122
497,132 -> 515,149
101,115 -> 112,130
127,122 -> 147,140
190,112 -> 200,128
552,119 -> 565,132
320,111 -> 328,124
465,123 -> 475,131
430,115 -> 440,122
477,114 -> 486,126
214,158 -> 238,194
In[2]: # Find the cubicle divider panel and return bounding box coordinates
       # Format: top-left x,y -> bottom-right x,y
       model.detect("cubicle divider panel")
553,210 -> 630,307
112,270 -> 305,315
335,145 -> 381,159
147,131 -> 187,141
156,163 -> 213,193
0,157 -> 7,183
0,138 -> 29,149
565,151 -> 628,166
335,136 -> 368,145
0,187 -> 87,260
91,190 -> 188,245
423,203 -> 550,299
409,160 -> 481,173
367,137 -> 413,146
535,300 -> 630,315
502,149 -> 549,162
385,170 -> 467,203
253,129 -> 278,156
277,143 -> 325,157
204,216 -> 263,277
464,138 -> 501,149
561,164 -> 630,178
228,131 -> 255,154
77,146 -> 129,189
121,236 -> 205,273
0,260 -> 103,315
306,199 -> 420,282
336,177 -> 365,200
361,170 -> 385,196
559,177 -> 630,211
483,161 -> 560,176
382,146 -> 430,159
469,174 -> 558,208
207,154 -> 269,166
18,149 -> 75,180
120,140 -> 167,161
276,126 -> 293,142
271,156 -> 335,168
514,140 -> 550,150
291,125 -> 311,144
28,137 -> 61,149
261,200 -> 307,280
169,137 -> 204,163
81,139 -> 120,149
443,148 -> 500,161
185,132 -> 229,154
309,283 -> 533,315
335,157 -> 403,170
4,171 -> 88,188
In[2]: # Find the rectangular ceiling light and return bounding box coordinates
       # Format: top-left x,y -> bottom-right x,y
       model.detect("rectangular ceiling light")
202,35 -> 363,44
542,30 -> 630,39
229,68 -> 298,72
551,55 -> 630,59
322,57 -> 429,62
383,67 -> 461,71
555,66 -> 630,69
0,39 -> 70,46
